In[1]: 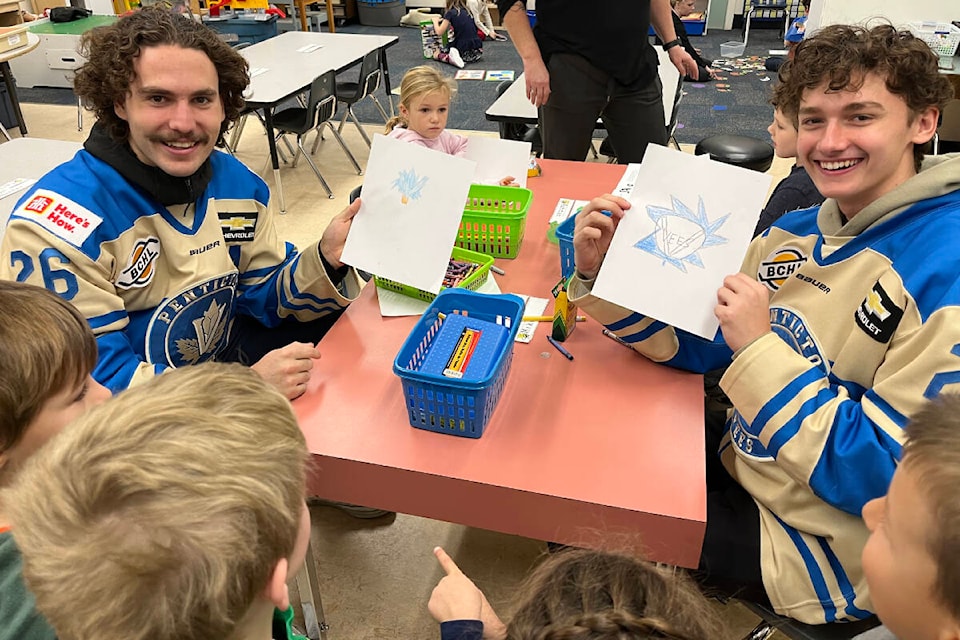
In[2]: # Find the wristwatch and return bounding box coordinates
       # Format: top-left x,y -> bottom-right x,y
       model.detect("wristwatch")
662,38 -> 682,51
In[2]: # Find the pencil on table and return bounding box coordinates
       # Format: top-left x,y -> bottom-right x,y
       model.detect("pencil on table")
522,315 -> 587,323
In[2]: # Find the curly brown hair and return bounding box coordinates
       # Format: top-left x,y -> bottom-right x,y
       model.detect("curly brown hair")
773,23 -> 954,171
74,5 -> 249,144
506,549 -> 727,640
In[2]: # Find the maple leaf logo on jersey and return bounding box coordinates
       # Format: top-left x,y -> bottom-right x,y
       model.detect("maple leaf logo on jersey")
175,299 -> 229,364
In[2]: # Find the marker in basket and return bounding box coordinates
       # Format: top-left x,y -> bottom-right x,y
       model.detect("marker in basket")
443,327 -> 483,378
546,334 -> 574,361
523,315 -> 586,323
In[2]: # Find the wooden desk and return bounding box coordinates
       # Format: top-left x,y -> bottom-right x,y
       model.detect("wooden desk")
241,31 -> 397,212
294,159 -> 707,568
0,32 -> 40,138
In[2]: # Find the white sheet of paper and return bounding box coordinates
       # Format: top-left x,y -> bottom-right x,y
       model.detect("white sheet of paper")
0,178 -> 36,200
592,145 -> 771,340
462,136 -> 531,188
341,135 -> 476,294
377,276 -> 502,316
514,295 -> 549,343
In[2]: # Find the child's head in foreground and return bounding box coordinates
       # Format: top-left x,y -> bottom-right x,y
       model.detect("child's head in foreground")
507,548 -> 726,639
386,65 -> 457,139
862,394 -> 960,640
772,24 -> 952,216
3,362 -> 311,640
0,280 -> 109,487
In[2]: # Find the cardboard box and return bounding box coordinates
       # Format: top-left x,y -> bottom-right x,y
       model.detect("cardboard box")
0,23 -> 28,55
31,0 -> 67,15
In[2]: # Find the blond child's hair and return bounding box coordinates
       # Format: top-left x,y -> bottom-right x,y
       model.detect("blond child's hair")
4,362 -> 309,640
902,395 -> 960,621
385,65 -> 457,132
0,280 -> 97,482
507,548 -> 727,639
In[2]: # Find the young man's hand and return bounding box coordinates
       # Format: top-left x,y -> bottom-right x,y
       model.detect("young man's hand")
428,547 -> 507,640
572,194 -> 631,280
715,273 -> 772,352
251,341 -> 321,400
319,198 -> 362,269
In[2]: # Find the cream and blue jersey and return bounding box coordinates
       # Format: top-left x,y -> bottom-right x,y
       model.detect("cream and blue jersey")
0,149 -> 360,391
571,154 -> 960,623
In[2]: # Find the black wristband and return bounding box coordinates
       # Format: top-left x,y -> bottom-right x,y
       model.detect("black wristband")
662,38 -> 682,51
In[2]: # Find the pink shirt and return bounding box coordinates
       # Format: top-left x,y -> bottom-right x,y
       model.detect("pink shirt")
387,127 -> 469,157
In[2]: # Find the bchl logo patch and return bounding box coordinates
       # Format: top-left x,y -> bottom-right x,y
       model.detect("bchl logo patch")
758,247 -> 807,291
218,211 -> 258,243
145,273 -> 238,367
16,189 -> 103,247
854,282 -> 903,344
116,237 -> 160,290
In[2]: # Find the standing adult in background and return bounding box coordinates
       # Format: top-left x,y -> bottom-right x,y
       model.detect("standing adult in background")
496,0 -> 696,163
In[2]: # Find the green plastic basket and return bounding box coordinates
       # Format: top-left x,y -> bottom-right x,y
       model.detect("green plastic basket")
375,246 -> 494,303
456,184 -> 533,259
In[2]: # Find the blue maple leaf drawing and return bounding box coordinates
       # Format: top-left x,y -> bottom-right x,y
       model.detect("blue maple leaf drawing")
634,195 -> 728,272
392,168 -> 429,204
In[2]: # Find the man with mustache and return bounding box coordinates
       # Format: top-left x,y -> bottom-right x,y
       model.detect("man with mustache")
0,6 -> 363,402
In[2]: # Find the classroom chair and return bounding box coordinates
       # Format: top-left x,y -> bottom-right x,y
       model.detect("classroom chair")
742,0 -> 791,47
292,538 -> 330,640
272,70 -> 363,199
695,134 -> 774,173
739,599 -> 881,640
335,50 -> 390,148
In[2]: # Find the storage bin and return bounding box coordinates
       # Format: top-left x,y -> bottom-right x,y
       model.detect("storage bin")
202,14 -> 278,45
394,289 -> 524,438
374,246 -> 494,303
908,22 -> 960,57
457,184 -> 533,259
357,0 -> 404,26
720,41 -> 745,58
556,212 -> 576,280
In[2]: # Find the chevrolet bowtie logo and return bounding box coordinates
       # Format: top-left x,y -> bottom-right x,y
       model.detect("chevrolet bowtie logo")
865,289 -> 890,320
222,216 -> 255,230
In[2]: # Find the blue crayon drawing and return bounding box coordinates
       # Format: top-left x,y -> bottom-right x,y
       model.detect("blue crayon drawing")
634,195 -> 728,272
392,168 -> 429,204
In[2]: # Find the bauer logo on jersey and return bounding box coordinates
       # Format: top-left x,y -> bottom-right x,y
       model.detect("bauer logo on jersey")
16,189 -> 103,247
758,247 -> 807,291
854,282 -> 903,344
218,211 -> 258,243
145,273 -> 238,367
117,237 -> 160,290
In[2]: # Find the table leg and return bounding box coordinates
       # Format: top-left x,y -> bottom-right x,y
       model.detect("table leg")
326,1 -> 335,32
378,47 -> 395,116
296,0 -> 308,32
263,106 -> 287,214
1,61 -> 28,136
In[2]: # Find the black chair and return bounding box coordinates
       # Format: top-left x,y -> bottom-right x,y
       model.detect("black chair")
739,600 -> 881,640
273,70 -> 363,199
336,50 -> 390,148
695,134 -> 775,173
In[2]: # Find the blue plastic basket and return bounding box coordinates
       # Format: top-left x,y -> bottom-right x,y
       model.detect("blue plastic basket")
393,289 -> 525,438
556,212 -> 577,280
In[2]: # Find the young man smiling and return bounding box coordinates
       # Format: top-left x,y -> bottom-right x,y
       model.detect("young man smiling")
568,24 -> 958,623
0,7 -> 363,402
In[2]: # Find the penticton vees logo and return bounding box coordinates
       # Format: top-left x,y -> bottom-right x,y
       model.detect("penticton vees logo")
758,247 -> 807,291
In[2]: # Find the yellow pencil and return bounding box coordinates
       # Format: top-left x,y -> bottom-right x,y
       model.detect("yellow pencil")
522,315 -> 587,322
